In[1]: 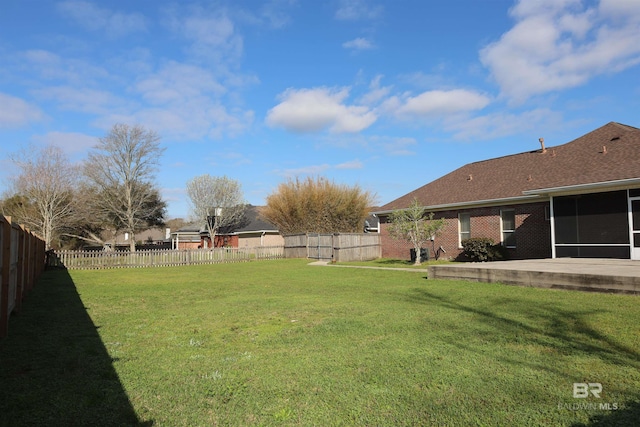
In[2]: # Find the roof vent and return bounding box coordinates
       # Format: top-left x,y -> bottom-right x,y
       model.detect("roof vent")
601,145 -> 607,154
539,137 -> 547,153
610,136 -> 620,141
527,175 -> 532,182
467,174 -> 473,181
551,149 -> 556,157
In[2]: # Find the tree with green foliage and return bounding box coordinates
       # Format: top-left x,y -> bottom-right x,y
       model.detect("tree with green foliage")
261,176 -> 375,235
388,198 -> 446,265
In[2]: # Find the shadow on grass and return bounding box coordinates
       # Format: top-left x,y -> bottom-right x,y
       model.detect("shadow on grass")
571,399 -> 640,426
0,269 -> 152,427
406,287 -> 640,370
372,259 -> 415,266
405,288 -> 640,425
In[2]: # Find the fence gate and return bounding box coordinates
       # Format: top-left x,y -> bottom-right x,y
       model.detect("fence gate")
308,233 -> 333,260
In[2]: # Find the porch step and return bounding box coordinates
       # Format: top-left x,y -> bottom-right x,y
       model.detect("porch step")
428,259 -> 640,295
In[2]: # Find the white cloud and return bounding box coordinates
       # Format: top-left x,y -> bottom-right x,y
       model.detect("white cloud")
34,131 -> 96,154
260,0 -> 298,28
370,135 -> 417,156
443,108 -> 564,141
395,89 -> 491,117
33,86 -> 124,115
96,103 -> 254,141
277,164 -> 331,177
266,87 -> 377,133
335,159 -> 364,169
276,159 -> 363,177
21,50 -> 110,84
57,1 -> 148,38
480,0 -> 640,103
64,56 -> 256,140
165,6 -> 243,63
335,0 -> 383,21
600,0 -> 640,19
343,37 -> 375,50
358,75 -> 392,105
0,93 -> 44,128
134,62 -> 227,105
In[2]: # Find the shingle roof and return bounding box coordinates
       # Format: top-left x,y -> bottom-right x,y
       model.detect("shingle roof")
234,205 -> 279,233
378,122 -> 640,211
175,206 -> 279,235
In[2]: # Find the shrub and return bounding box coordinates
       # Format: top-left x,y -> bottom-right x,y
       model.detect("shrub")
461,237 -> 509,262
260,176 -> 375,234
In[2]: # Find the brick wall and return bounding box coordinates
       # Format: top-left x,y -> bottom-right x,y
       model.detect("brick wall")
379,201 -> 551,261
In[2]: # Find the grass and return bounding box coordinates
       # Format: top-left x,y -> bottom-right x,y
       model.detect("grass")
336,257 -> 454,269
1,259 -> 639,426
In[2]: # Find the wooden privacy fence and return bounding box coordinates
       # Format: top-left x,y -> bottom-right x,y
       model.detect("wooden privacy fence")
1,215 -> 46,338
284,233 -> 381,262
49,246 -> 285,270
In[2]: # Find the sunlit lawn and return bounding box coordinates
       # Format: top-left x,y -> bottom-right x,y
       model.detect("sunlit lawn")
1,259 -> 639,426
336,257 -> 454,269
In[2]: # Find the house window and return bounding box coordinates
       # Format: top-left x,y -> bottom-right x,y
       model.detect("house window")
501,209 -> 516,247
459,213 -> 470,246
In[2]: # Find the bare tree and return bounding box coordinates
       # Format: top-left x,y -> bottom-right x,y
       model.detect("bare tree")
83,123 -> 165,252
5,145 -> 78,249
186,175 -> 246,248
65,182 -> 166,250
387,198 -> 446,265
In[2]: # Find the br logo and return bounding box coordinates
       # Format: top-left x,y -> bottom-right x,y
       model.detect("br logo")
573,383 -> 602,398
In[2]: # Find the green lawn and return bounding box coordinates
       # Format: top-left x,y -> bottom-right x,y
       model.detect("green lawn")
336,257 -> 453,269
1,259 -> 639,426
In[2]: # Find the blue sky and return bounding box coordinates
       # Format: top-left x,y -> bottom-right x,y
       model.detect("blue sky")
1,0 -> 639,219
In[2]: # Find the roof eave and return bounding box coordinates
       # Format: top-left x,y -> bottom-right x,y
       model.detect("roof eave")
372,194 -> 544,216
229,229 -> 279,236
523,178 -> 640,197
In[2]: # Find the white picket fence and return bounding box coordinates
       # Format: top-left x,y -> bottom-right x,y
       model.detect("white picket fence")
50,246 -> 285,270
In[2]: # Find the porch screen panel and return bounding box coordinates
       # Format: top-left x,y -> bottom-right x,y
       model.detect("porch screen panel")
554,190 -> 629,258
554,191 -> 628,244
633,200 -> 640,249
554,197 -> 578,244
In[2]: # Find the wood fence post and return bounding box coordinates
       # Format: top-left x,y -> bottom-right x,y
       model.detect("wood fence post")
14,225 -> 25,313
1,217 -> 12,338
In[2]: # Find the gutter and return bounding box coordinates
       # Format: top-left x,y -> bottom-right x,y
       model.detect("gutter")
372,194 -> 544,216
523,177 -> 640,197
227,229 -> 279,236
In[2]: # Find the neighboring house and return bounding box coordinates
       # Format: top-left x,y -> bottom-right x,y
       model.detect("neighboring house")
170,224 -> 203,250
171,205 -> 284,249
110,228 -> 171,249
364,212 -> 380,233
373,122 -> 640,261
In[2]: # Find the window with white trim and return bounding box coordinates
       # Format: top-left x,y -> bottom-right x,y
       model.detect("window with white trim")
501,209 -> 516,248
458,213 -> 470,246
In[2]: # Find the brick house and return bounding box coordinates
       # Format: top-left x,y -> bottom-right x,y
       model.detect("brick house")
171,205 -> 284,249
373,122 -> 640,261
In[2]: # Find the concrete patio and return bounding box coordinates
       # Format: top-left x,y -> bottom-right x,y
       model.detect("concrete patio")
428,258 -> 640,295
